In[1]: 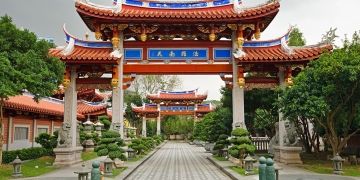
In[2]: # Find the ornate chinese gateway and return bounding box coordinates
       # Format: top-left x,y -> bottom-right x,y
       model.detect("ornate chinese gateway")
132,89 -> 214,136
49,0 -> 332,165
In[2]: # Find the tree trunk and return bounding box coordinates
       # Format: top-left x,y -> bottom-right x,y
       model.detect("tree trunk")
0,99 -> 4,164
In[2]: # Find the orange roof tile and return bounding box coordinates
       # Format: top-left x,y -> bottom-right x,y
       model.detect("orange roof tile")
77,101 -> 108,115
196,105 -> 212,112
4,94 -> 84,119
147,92 -> 207,101
75,1 -> 279,22
49,46 -> 119,64
238,44 -> 332,63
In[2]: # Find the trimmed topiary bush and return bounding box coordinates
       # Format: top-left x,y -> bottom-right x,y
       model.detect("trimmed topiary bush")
94,130 -> 126,160
231,128 -> 249,137
213,134 -> 230,156
2,147 -> 51,164
229,128 -> 256,160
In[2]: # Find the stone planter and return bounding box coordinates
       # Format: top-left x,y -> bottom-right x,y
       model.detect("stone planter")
82,139 -> 95,152
229,155 -> 242,166
274,146 -> 303,164
169,134 -> 176,140
175,134 -> 184,140
204,143 -> 215,152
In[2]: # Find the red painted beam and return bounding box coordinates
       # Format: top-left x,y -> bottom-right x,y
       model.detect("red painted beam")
123,64 -> 233,75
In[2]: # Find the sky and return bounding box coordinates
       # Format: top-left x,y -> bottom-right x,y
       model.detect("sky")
1,0 -> 359,100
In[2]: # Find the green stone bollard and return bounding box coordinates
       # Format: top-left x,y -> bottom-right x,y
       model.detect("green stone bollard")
91,161 -> 101,180
258,156 -> 267,180
265,158 -> 276,180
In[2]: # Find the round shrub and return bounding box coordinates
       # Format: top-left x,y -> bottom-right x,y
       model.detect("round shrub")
94,144 -> 107,152
229,146 -> 240,158
102,130 -> 120,138
231,128 -> 249,137
238,144 -> 256,154
218,134 -> 228,140
108,150 -> 122,160
99,138 -> 116,144
107,143 -> 120,151
97,148 -> 109,156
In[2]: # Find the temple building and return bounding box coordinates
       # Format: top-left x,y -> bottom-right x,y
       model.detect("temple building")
48,0 -> 332,165
132,89 -> 214,136
1,93 -> 108,151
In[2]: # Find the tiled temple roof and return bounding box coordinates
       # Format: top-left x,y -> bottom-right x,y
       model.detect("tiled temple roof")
132,103 -> 213,114
49,27 -> 332,64
75,0 -> 280,22
4,94 -> 108,119
147,90 -> 208,101
237,44 -> 333,63
49,46 -> 119,64
77,101 -> 108,115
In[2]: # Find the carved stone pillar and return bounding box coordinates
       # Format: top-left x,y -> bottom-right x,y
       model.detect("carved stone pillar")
54,66 -> 82,166
142,116 -> 147,137
156,104 -> 161,135
111,31 -> 125,138
278,67 -> 286,147
232,30 -> 246,130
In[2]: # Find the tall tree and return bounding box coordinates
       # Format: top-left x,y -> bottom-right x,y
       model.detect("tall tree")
0,15 -> 64,164
244,89 -> 278,134
124,90 -> 143,135
288,27 -> 306,46
131,75 -> 182,97
279,31 -> 360,155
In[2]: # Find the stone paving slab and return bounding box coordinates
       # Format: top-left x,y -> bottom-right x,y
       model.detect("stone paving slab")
125,141 -> 231,180
113,141 -> 166,180
18,142 -> 166,180
209,155 -> 360,180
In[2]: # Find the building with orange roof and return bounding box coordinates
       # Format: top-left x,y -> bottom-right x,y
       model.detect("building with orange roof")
132,89 -> 213,136
1,93 -> 107,151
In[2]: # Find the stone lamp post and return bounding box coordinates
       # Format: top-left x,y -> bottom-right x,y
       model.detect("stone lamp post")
83,117 -> 94,132
83,117 -> 95,151
74,163 -> 90,180
244,154 -> 255,175
221,147 -> 229,159
103,157 -> 114,176
94,121 -> 104,136
126,147 -> 136,159
331,153 -> 345,175
11,156 -> 23,177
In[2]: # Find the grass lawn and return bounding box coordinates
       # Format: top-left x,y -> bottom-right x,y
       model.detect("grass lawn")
231,166 -> 259,176
300,159 -> 360,177
0,156 -> 57,180
213,155 -> 228,161
111,167 -> 127,177
81,151 -> 98,161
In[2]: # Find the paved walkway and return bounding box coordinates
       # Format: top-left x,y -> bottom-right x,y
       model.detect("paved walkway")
125,141 -> 231,180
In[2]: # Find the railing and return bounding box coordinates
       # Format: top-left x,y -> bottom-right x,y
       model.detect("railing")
251,137 -> 270,153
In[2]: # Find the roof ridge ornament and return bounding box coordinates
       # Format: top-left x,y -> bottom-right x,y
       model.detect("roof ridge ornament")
281,36 -> 293,54
233,0 -> 243,14
61,37 -> 75,56
112,0 -> 122,14
110,49 -> 123,58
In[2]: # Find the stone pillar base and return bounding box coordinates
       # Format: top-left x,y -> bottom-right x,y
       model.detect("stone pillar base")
82,140 -> 95,152
274,146 -> 303,164
53,146 -> 83,166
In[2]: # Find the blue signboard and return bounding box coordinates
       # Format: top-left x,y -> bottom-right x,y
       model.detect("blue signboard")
124,48 -> 142,60
160,106 -> 195,111
148,48 -> 208,60
214,48 -> 231,60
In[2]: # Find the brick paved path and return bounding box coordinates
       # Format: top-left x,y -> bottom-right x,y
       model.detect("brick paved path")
126,141 -> 231,180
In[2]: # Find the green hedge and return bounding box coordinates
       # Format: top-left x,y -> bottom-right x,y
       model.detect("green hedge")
2,147 -> 51,164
